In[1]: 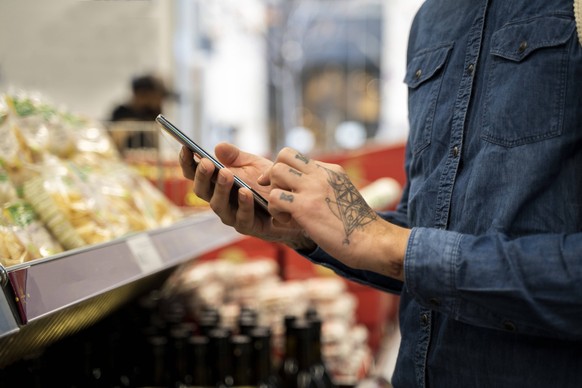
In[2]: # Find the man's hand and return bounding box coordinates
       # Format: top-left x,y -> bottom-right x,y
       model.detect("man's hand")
179,143 -> 315,251
260,147 -> 410,281
179,143 -> 409,281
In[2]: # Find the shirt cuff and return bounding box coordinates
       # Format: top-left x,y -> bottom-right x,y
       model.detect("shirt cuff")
405,227 -> 463,317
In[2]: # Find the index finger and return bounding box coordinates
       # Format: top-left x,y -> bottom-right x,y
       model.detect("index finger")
277,147 -> 313,172
258,147 -> 308,185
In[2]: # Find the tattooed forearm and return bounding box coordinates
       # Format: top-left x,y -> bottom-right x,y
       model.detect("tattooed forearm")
289,168 -> 303,177
280,192 -> 294,202
318,165 -> 377,245
295,153 -> 310,164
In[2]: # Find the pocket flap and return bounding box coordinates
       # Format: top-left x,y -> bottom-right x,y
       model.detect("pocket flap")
490,15 -> 575,62
404,43 -> 453,89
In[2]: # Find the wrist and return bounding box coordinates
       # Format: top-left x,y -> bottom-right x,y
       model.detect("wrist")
260,229 -> 317,252
286,232 -> 317,252
357,221 -> 410,281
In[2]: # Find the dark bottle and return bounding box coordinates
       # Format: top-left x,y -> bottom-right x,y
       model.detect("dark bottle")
251,327 -> 281,388
104,329 -> 133,388
209,328 -> 234,388
139,290 -> 166,330
133,324 -> 161,384
161,298 -> 187,328
136,335 -> 171,388
239,307 -> 258,325
187,335 -> 212,388
231,335 -> 255,388
306,318 -> 335,388
295,322 -> 317,388
198,308 -> 221,336
91,314 -> 135,388
76,332 -> 107,388
170,326 -> 191,387
238,312 -> 258,337
201,306 -> 221,323
176,321 -> 198,337
278,316 -> 299,388
304,306 -> 318,322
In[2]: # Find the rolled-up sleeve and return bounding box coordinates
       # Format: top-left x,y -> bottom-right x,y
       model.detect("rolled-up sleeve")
405,227 -> 463,315
303,246 -> 404,295
405,227 -> 582,340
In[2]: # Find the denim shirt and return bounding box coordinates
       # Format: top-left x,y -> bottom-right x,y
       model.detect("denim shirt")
305,0 -> 582,386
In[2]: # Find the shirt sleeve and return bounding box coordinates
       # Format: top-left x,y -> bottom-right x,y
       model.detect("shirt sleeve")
405,227 -> 582,340
304,246 -> 404,295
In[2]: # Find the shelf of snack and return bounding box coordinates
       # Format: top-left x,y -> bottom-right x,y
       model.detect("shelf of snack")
0,93 -> 243,367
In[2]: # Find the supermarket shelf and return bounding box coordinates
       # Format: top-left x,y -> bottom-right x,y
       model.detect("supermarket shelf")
0,212 -> 242,367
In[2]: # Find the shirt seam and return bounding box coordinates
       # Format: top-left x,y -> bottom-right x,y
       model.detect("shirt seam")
450,231 -> 463,320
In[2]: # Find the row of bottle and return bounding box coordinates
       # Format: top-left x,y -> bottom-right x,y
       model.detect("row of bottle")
146,289 -> 337,388
142,302 -> 279,388
0,290 -> 337,388
156,301 -> 336,388
279,313 -> 335,388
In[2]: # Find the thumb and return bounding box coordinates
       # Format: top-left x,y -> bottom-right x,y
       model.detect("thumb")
214,142 -> 241,166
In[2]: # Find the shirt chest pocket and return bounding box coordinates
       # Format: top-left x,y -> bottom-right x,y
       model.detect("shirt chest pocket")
405,43 -> 453,155
481,15 -> 576,147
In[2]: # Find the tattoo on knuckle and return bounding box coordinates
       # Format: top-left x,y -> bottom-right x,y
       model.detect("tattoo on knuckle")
295,153 -> 310,164
289,168 -> 303,177
280,192 -> 294,202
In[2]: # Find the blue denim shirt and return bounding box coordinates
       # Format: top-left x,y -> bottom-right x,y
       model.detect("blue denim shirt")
306,0 -> 582,386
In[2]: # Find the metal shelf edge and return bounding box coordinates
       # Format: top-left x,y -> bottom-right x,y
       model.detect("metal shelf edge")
0,212 -> 242,336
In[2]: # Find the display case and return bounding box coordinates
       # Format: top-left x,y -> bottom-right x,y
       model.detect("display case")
0,212 -> 241,368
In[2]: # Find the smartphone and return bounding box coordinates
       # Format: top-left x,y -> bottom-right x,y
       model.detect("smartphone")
156,114 -> 270,216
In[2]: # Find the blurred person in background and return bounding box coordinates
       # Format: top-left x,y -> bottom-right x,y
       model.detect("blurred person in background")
180,0 -> 582,386
109,74 -> 169,150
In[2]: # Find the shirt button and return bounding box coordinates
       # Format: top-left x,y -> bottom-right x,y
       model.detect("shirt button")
467,63 -> 475,75
415,69 -> 422,79
420,313 -> 429,326
518,41 -> 528,53
503,320 -> 517,332
452,146 -> 460,157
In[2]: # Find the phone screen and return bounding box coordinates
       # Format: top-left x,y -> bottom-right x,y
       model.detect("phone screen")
155,114 -> 270,216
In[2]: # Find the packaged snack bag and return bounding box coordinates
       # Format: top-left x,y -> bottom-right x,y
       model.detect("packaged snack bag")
0,201 -> 63,267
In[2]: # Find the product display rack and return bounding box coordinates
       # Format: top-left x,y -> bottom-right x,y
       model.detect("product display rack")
0,212 -> 241,368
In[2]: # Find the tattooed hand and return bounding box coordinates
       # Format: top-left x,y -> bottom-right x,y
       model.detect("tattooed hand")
179,143 -> 409,280
260,147 -> 410,281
